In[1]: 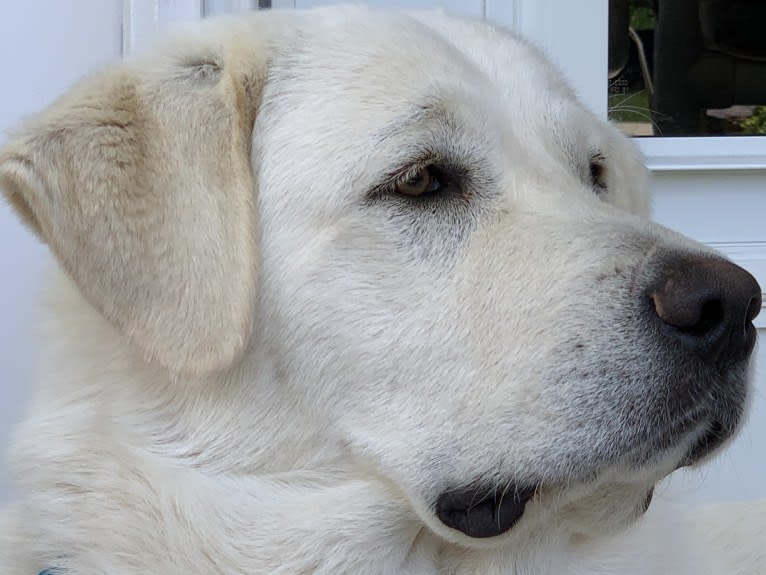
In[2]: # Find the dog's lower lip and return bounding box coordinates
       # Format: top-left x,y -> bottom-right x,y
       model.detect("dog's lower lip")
640,486 -> 654,514
678,419 -> 729,467
436,484 -> 537,538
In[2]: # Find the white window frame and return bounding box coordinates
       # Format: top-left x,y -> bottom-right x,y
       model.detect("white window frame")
638,138 -> 766,172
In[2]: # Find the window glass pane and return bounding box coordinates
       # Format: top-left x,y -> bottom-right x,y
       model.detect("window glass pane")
608,0 -> 766,137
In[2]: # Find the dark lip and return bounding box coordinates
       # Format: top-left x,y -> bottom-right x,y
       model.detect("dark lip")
610,404 -> 739,473
634,352 -> 751,470
717,321 -> 758,370
615,410 -> 706,468
677,418 -> 731,467
435,483 -> 538,538
631,411 -> 737,471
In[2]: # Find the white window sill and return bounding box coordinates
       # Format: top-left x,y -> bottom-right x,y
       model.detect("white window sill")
637,137 -> 766,172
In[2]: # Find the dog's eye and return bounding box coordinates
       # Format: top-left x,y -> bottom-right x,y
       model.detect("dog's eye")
394,166 -> 443,197
589,155 -> 607,193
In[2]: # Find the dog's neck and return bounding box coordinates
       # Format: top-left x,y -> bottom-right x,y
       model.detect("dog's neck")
13,272 -> 430,571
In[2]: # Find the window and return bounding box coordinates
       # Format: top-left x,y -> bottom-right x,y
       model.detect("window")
609,0 -> 766,137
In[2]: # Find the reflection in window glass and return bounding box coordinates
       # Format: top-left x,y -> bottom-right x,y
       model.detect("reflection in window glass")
608,0 -> 766,137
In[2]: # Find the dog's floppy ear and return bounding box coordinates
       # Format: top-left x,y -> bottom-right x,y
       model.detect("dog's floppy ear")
0,24 -> 269,376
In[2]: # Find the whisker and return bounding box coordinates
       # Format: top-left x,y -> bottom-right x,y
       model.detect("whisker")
608,101 -> 666,136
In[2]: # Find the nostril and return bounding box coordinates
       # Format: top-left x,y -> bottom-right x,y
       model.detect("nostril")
649,287 -> 724,336
685,299 -> 724,336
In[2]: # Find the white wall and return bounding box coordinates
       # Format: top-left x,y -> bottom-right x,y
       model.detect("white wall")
0,0 -> 122,501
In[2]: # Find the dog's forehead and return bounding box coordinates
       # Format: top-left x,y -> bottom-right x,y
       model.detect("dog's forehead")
415,12 -> 577,104
269,12 -> 484,120
266,8 -> 580,139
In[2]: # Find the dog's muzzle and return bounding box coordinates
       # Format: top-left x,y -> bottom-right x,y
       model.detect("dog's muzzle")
435,253 -> 760,540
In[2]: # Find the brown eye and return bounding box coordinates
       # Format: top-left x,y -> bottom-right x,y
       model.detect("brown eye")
395,166 -> 441,197
589,156 -> 607,192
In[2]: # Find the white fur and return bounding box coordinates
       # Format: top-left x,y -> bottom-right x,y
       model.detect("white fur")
0,6 -> 764,574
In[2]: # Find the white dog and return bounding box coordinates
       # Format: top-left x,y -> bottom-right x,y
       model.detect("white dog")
1,6 -> 764,574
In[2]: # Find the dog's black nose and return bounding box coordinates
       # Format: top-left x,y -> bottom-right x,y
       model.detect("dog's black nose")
649,256 -> 761,365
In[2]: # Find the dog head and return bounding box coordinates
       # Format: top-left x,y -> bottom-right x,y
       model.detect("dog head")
0,6 -> 759,553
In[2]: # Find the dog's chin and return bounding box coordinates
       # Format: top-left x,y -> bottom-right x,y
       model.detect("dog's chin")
430,478 -> 659,549
677,417 -> 739,468
627,413 -> 742,478
431,417 -> 736,545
